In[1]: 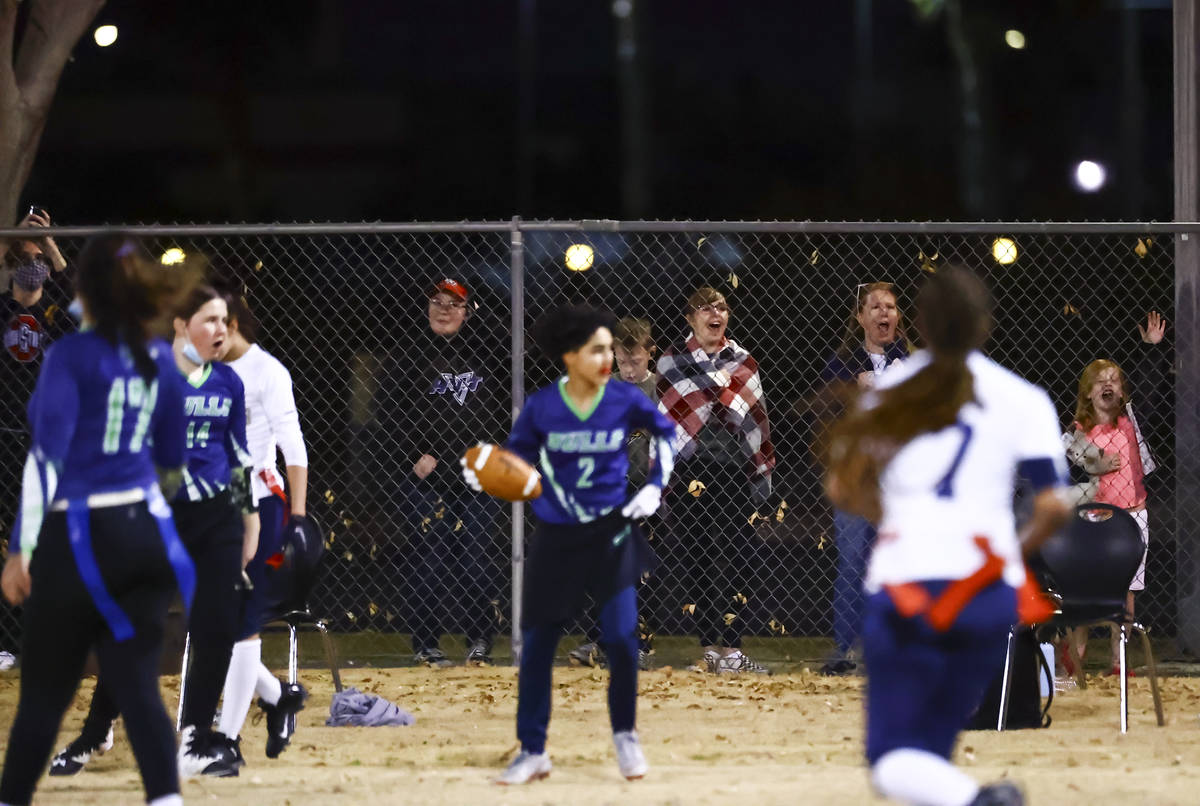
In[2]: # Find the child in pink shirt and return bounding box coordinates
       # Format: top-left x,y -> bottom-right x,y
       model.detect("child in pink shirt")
1065,354 -> 1155,675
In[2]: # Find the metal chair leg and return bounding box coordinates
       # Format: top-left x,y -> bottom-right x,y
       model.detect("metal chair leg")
288,623 -> 299,686
176,631 -> 191,732
1119,623 -> 1129,734
1133,622 -> 1165,727
314,619 -> 344,693
997,626 -> 1017,731
287,623 -> 299,734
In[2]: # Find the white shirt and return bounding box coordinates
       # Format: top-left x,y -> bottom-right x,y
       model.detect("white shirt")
225,343 -> 308,502
868,351 -> 889,376
864,350 -> 1066,592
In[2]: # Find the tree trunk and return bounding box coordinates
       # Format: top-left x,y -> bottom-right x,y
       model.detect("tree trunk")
0,0 -> 105,227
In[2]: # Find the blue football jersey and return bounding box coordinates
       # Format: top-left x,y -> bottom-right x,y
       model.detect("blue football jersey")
12,333 -> 185,552
176,361 -> 252,502
507,378 -> 677,525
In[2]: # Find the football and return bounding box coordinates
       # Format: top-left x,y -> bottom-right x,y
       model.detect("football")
462,443 -> 542,502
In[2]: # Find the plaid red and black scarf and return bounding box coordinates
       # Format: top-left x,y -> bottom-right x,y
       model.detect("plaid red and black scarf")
656,333 -> 775,501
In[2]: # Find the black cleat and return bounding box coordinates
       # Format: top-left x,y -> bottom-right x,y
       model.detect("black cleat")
49,725 -> 114,776
260,681 -> 308,759
220,733 -> 246,770
970,781 -> 1025,806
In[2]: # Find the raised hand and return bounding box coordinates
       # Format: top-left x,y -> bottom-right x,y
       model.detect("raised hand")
1138,310 -> 1167,344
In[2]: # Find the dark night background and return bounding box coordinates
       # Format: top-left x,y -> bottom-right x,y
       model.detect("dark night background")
18,0 -> 1176,224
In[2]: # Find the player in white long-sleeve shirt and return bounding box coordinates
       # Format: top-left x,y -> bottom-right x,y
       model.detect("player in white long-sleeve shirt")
215,295 -> 310,763
824,267 -> 1070,806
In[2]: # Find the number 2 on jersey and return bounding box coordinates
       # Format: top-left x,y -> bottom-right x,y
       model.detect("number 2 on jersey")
935,422 -> 974,498
577,457 -> 595,488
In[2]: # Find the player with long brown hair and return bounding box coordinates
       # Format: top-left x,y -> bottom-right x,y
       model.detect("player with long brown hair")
824,266 -> 1070,806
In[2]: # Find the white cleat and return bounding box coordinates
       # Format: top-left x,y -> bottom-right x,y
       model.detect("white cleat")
614,730 -> 648,780
177,725 -> 238,779
495,750 -> 552,785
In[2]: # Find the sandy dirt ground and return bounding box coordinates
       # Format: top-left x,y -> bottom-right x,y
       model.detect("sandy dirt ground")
1,665 -> 1199,805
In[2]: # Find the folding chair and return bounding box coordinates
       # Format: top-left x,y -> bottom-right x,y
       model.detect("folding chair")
999,503 -> 1164,733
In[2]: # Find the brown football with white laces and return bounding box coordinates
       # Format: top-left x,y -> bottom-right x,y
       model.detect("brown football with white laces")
463,443 -> 542,502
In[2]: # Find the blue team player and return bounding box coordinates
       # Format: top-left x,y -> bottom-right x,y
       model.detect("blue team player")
0,235 -> 196,806
50,284 -> 263,781
167,286 -> 263,777
464,305 -> 677,786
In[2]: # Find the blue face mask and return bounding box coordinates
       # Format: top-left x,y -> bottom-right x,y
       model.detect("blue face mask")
182,339 -> 205,365
67,298 -> 84,321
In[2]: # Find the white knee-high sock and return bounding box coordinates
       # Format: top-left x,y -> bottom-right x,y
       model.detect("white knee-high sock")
218,638 -> 262,739
871,748 -> 979,806
148,795 -> 183,806
256,660 -> 283,705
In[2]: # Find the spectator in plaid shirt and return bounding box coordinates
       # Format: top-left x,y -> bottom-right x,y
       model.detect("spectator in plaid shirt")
657,286 -> 776,674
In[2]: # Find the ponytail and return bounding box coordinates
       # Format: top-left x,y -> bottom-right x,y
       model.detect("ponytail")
76,234 -> 201,381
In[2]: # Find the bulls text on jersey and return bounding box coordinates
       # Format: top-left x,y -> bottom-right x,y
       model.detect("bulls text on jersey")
546,429 -> 627,453
185,395 -> 233,417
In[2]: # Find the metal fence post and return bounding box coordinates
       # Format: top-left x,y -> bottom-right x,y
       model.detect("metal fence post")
510,216 -> 526,665
1174,0 -> 1200,654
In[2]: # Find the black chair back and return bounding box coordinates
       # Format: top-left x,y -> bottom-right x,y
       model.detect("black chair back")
1033,503 -> 1143,606
263,515 -> 327,619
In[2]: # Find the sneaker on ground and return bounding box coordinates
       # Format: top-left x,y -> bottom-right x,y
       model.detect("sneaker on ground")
465,639 -> 493,667
260,681 -> 308,759
0,651 -> 15,671
613,730 -> 648,780
495,750 -> 552,785
819,659 -> 857,676
969,781 -> 1024,806
687,648 -> 721,673
178,725 -> 239,778
49,724 -> 115,776
568,642 -> 606,668
413,647 -> 455,668
637,649 -> 652,671
716,649 -> 771,675
1053,675 -> 1078,693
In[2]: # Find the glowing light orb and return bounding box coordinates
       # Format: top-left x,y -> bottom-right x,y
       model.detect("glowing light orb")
564,243 -> 594,272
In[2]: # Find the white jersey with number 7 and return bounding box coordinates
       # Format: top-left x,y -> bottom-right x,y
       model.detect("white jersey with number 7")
864,350 -> 1067,593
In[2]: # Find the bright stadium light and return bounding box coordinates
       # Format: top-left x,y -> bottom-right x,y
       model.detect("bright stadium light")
992,237 -> 1018,266
564,243 -> 594,272
1004,29 -> 1026,50
93,25 -> 118,48
1074,160 -> 1107,192
160,247 -> 186,266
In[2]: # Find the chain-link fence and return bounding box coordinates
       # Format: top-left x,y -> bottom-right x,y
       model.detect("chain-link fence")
0,221 -> 1193,669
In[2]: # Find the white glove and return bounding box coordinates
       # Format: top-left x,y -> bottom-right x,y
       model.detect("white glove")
621,484 -> 662,520
459,455 -> 483,492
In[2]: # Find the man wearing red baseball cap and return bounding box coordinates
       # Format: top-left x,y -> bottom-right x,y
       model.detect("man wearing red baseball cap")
375,275 -> 506,668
